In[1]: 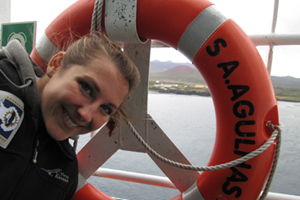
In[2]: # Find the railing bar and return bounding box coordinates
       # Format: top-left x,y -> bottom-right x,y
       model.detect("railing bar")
271,0 -> 280,33
267,0 -> 280,75
151,34 -> 300,48
93,168 -> 177,189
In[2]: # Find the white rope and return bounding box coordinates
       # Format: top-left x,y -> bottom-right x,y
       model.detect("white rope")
90,0 -> 104,35
125,118 -> 280,172
125,118 -> 281,199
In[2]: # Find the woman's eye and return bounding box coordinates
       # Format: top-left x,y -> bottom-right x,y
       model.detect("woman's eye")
100,105 -> 112,115
80,82 -> 92,96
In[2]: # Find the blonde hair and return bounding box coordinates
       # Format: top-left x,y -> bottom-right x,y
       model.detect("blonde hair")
61,33 -> 140,135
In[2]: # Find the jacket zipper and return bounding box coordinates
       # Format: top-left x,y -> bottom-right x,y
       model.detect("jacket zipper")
33,138 -> 39,163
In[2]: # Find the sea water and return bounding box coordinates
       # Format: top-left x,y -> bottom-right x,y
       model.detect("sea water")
77,92 -> 300,199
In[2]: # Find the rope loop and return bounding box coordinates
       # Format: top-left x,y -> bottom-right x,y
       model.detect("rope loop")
124,118 -> 281,199
125,118 -> 280,172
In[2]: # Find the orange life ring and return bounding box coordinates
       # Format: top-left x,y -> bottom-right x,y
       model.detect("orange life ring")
30,0 -> 279,199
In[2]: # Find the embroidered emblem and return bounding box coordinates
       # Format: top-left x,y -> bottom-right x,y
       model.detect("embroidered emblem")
41,168 -> 70,183
0,91 -> 24,149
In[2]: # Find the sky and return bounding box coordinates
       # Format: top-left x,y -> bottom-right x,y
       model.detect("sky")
9,0 -> 300,78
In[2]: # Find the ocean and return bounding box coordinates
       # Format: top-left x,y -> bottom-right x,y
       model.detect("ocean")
77,92 -> 300,199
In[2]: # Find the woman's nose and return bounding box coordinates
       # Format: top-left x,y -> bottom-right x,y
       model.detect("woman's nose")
76,103 -> 97,123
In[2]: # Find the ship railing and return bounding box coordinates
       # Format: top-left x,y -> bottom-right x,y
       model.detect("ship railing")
93,168 -> 300,200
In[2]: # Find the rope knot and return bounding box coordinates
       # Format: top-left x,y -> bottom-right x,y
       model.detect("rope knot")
266,121 -> 279,131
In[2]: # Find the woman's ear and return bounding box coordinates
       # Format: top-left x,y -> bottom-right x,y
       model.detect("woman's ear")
46,52 -> 65,78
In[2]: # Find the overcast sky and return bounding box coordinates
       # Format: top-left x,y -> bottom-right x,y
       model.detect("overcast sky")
10,0 -> 300,78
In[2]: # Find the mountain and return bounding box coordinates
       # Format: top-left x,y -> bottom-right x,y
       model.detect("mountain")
271,76 -> 300,88
149,64 -> 205,84
150,60 -> 195,73
150,60 -> 300,88
166,65 -> 197,75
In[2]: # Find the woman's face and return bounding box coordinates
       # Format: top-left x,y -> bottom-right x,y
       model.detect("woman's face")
39,56 -> 129,141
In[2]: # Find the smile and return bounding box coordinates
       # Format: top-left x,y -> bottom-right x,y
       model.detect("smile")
63,109 -> 78,127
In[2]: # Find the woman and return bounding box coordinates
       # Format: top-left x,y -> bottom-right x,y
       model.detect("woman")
0,33 -> 140,199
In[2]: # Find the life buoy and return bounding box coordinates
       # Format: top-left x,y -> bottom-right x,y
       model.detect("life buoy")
30,0 -> 279,199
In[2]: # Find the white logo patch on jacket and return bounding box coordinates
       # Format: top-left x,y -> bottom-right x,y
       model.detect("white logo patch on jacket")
0,90 -> 24,149
41,168 -> 70,183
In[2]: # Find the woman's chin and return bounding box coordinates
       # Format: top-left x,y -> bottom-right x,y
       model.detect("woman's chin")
46,126 -> 70,141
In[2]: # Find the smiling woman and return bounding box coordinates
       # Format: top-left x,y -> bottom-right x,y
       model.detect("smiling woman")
38,34 -> 139,140
0,33 -> 140,199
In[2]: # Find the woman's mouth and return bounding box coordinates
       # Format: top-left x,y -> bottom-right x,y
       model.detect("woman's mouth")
63,109 -> 78,127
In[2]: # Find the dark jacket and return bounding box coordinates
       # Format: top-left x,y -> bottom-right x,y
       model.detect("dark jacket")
0,40 -> 78,200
